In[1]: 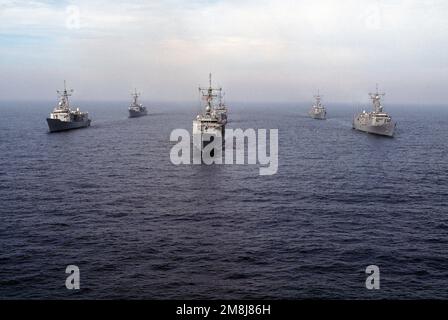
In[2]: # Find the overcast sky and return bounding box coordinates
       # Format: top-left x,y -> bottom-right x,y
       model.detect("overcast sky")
0,0 -> 447,104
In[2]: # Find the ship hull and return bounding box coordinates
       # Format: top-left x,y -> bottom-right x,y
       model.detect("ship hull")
309,109 -> 326,120
309,112 -> 326,120
46,118 -> 91,133
192,120 -> 225,158
352,120 -> 395,137
129,109 -> 148,118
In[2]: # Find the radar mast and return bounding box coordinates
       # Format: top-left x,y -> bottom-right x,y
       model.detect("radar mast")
57,80 -> 73,109
369,84 -> 385,113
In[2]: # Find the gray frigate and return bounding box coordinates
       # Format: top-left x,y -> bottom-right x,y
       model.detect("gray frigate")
193,74 -> 226,153
46,81 -> 91,133
353,86 -> 396,137
308,91 -> 326,120
128,89 -> 147,118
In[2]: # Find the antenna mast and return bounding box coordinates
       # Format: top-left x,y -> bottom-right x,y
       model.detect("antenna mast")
369,84 -> 385,113
314,89 -> 322,106
199,73 -> 222,111
131,88 -> 140,105
57,80 -> 73,109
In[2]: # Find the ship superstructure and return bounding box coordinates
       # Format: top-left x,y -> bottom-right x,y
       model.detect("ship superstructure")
215,91 -> 228,125
46,81 -> 91,132
353,85 -> 396,137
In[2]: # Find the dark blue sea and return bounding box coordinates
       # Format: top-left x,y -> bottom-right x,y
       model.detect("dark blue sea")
0,101 -> 447,299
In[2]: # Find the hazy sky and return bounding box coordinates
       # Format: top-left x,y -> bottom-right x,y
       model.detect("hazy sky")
0,0 -> 447,104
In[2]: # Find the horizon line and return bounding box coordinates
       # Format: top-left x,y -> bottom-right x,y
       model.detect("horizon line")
0,99 -> 446,108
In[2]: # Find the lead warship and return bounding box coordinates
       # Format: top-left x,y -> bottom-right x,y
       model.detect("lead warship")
353,86 -> 396,137
128,89 -> 147,118
308,90 -> 326,120
46,81 -> 91,133
193,74 -> 226,152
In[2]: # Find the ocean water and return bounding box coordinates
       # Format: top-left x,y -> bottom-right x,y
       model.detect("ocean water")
0,101 -> 447,299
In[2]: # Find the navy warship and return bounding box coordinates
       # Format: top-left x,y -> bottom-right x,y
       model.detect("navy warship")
128,89 -> 147,118
193,74 -> 226,152
353,86 -> 396,137
46,81 -> 91,133
308,90 -> 326,120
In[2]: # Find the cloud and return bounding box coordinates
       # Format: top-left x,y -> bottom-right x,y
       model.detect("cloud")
0,0 -> 447,103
